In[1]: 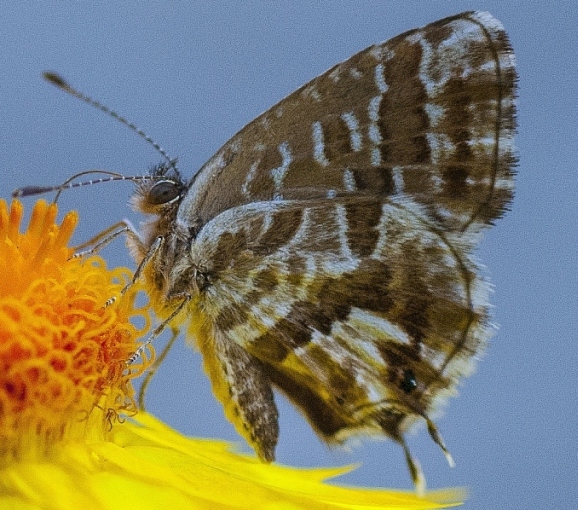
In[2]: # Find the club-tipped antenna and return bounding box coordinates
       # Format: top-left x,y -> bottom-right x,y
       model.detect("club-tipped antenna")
43,71 -> 174,167
12,170 -> 152,201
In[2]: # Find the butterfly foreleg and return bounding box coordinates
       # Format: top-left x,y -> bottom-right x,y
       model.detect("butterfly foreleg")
71,219 -> 144,258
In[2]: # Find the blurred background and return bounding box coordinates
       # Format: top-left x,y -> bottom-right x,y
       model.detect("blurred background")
1,2 -> 575,509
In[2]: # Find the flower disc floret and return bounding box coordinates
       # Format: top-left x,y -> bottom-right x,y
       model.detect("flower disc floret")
0,200 -> 149,462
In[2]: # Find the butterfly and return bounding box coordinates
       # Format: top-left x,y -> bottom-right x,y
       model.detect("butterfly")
18,11 -> 517,490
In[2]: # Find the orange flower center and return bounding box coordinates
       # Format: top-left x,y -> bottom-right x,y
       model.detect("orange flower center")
0,200 -> 150,463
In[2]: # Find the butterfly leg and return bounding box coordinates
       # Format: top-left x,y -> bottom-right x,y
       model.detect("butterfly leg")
138,326 -> 180,410
103,234 -> 164,307
127,292 -> 191,365
71,219 -> 143,258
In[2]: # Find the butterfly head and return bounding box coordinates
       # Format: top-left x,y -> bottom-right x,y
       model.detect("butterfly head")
130,160 -> 187,215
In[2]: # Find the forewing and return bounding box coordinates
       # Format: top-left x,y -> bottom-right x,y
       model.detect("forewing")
180,11 -> 516,238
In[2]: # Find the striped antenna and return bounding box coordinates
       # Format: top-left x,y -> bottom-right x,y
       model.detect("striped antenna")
13,170 -> 152,200
43,72 -> 175,167
14,73 -> 182,200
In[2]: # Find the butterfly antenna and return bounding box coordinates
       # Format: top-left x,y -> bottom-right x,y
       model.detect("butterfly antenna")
43,72 -> 175,167
13,170 -> 151,201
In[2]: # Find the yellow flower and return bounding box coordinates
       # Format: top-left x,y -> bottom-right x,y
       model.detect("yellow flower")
0,199 -> 465,509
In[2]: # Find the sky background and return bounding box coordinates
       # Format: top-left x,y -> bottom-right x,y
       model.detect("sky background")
1,2 -> 576,509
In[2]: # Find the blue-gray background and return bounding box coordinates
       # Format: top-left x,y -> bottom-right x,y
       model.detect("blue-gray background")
1,2 -> 575,509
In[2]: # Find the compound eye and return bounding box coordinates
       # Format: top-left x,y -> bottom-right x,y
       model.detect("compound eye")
148,180 -> 180,205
